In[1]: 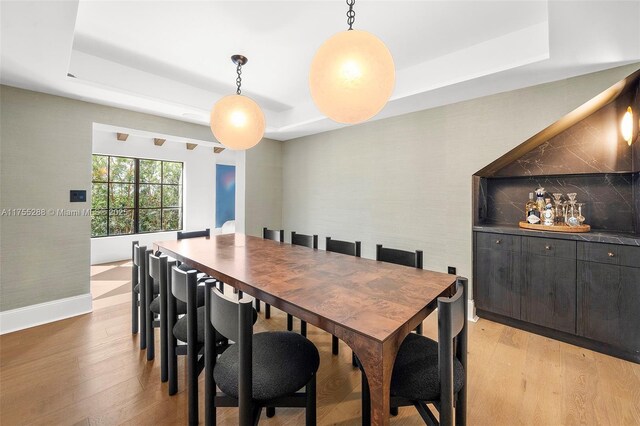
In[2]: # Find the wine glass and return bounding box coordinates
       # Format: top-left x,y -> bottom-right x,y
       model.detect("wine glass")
566,193 -> 579,227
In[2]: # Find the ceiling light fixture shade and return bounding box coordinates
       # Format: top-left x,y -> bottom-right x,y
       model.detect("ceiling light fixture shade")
621,106 -> 634,145
210,55 -> 265,150
309,0 -> 395,124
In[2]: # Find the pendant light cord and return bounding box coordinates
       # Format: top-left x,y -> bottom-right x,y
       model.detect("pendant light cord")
346,0 -> 355,30
236,63 -> 242,95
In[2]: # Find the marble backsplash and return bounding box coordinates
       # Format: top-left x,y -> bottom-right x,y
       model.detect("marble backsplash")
634,172 -> 640,232
494,88 -> 635,177
484,173 -> 637,233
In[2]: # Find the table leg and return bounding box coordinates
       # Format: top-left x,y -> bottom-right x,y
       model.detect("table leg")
349,338 -> 398,426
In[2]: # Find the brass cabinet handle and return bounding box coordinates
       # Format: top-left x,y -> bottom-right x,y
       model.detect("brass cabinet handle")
608,252 -> 615,257
545,245 -> 551,250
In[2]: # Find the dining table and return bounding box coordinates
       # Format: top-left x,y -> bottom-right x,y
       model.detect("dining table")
155,233 -> 457,425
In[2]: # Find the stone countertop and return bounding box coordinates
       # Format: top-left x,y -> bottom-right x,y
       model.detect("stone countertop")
473,224 -> 640,247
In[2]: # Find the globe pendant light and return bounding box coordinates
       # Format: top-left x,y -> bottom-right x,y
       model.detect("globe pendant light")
309,0 -> 395,124
210,55 -> 265,150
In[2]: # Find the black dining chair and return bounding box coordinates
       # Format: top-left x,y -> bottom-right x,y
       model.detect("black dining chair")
144,251 -> 163,362
177,228 -> 211,240
325,236 -> 361,358
376,244 -> 424,335
131,240 -> 140,336
132,244 -> 155,351
360,277 -> 468,426
169,265 -> 237,425
204,282 -> 320,426
260,227 -> 285,319
146,253 -> 206,380
289,231 -> 319,337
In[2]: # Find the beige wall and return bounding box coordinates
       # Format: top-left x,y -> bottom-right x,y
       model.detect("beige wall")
245,138 -> 283,237
0,85 -> 280,311
282,64 -> 640,298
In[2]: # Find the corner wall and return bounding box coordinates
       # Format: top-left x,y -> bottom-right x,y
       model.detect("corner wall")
244,138 -> 283,237
0,86 -> 210,313
281,64 -> 640,299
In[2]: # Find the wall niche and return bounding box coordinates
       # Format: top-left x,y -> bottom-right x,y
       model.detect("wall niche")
474,68 -> 640,236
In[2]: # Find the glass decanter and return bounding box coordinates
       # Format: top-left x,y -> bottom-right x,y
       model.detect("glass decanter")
552,193 -> 564,225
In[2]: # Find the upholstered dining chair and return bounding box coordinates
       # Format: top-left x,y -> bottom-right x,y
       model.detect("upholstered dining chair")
260,227 -> 285,319
360,277 -> 468,426
132,244 -> 155,351
376,243 -> 425,335
177,228 -> 210,240
145,253 -> 204,380
168,266 -> 235,425
145,250 -> 204,361
289,231 -> 319,337
131,241 -> 141,336
204,283 -> 320,426
325,236 -> 361,359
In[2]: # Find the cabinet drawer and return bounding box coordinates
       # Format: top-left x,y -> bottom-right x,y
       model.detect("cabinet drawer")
523,237 -> 576,259
577,242 -> 640,268
476,232 -> 521,252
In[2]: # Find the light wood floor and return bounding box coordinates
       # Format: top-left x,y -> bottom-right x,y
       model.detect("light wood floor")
1,260 -> 639,425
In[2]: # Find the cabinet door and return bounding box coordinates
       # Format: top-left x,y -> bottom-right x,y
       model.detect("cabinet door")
577,261 -> 640,354
522,254 -> 576,334
476,247 -> 521,319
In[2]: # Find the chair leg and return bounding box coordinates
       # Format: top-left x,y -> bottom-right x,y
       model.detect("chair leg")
361,371 -> 370,426
160,308 -> 168,382
332,335 -> 339,355
287,314 -> 293,331
306,374 -> 317,426
455,389 -> 466,426
187,340 -> 198,425
168,340 -> 178,395
140,291 -> 147,350
146,316 -> 155,360
265,303 -> 271,319
266,407 -> 275,418
255,299 -> 261,312
132,292 -> 139,334
301,320 -> 307,337
415,323 -> 423,335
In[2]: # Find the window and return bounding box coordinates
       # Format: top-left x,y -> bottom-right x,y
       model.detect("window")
91,154 -> 183,237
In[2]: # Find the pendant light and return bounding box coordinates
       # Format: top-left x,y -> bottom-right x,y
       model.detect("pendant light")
309,0 -> 395,124
210,55 -> 265,150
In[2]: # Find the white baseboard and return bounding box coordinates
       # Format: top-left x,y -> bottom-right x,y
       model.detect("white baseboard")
468,299 -> 479,322
0,293 -> 93,335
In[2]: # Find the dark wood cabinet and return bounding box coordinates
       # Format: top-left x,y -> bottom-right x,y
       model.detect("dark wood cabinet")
475,232 -> 521,318
521,237 -> 576,334
474,232 -> 640,363
577,243 -> 640,356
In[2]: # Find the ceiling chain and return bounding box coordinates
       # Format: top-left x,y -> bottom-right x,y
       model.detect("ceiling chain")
346,0 -> 355,30
236,62 -> 242,95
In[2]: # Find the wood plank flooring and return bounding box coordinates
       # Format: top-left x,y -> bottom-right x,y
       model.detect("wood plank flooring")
1,260 -> 639,425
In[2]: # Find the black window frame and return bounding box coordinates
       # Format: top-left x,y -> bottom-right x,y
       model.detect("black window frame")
91,154 -> 184,238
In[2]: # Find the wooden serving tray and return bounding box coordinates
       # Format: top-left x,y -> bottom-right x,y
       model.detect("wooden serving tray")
519,221 -> 590,233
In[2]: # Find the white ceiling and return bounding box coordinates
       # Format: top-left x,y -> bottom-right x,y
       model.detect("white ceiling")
1,1 -> 639,141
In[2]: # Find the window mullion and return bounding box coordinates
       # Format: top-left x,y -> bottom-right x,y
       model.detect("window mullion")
134,158 -> 140,234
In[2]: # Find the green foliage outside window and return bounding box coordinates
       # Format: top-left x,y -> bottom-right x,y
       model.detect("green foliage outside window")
91,155 -> 183,237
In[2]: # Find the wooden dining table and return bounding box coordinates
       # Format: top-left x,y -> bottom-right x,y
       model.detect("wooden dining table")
155,233 -> 457,425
